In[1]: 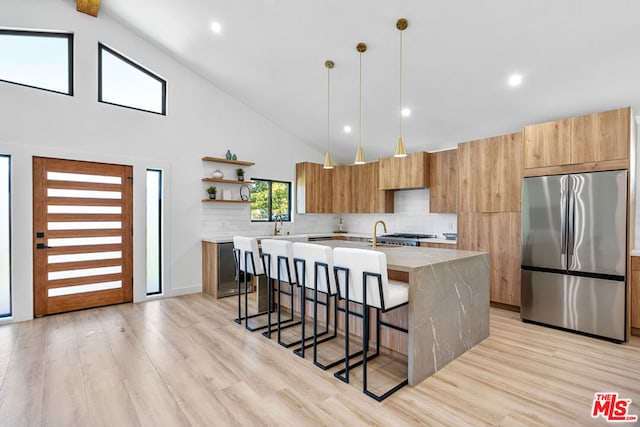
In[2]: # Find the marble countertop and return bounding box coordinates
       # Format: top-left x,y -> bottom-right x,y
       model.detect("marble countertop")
202,232 -> 457,245
310,239 -> 483,272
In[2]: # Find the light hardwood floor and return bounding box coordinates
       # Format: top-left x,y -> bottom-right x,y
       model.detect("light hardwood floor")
0,293 -> 638,426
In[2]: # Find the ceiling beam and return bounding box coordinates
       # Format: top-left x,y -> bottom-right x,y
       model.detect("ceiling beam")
77,0 -> 100,17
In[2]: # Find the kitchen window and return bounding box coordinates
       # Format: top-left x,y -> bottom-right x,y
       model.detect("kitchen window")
250,179 -> 291,222
0,29 -> 73,95
98,43 -> 167,115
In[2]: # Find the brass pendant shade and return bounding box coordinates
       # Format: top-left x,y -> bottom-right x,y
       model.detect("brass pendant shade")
323,60 -> 335,169
394,18 -> 408,158
354,42 -> 367,165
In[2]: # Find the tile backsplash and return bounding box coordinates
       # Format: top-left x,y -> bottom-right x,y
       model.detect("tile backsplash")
201,188 -> 456,238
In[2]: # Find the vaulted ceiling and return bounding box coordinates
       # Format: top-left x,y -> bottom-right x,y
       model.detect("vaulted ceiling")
100,0 -> 640,164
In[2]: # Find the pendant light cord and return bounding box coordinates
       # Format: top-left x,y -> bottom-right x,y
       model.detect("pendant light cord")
327,65 -> 331,152
399,27 -> 403,139
359,51 -> 362,150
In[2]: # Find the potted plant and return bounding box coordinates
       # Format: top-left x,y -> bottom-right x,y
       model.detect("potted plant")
206,186 -> 217,200
236,168 -> 245,181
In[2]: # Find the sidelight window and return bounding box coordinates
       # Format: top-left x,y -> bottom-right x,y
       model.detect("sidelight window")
146,169 -> 163,295
0,155 -> 10,317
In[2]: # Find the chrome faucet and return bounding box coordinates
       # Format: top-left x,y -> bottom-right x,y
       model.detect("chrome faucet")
273,214 -> 283,235
372,220 -> 387,249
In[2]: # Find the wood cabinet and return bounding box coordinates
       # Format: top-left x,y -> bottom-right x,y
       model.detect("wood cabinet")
296,162 -> 333,213
419,242 -> 457,249
458,132 -> 522,213
458,212 -> 521,307
378,151 -> 430,190
523,119 -> 572,169
523,107 -> 630,174
429,149 -> 457,213
297,161 -> 393,214
632,257 -> 640,336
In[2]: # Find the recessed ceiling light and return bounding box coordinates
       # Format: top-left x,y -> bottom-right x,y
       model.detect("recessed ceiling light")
508,73 -> 523,87
401,108 -> 411,117
343,125 -> 352,133
210,22 -> 222,34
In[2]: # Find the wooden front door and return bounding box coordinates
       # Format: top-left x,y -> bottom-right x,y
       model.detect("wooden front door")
33,157 -> 133,316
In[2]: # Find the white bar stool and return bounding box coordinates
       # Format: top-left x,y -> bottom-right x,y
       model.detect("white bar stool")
260,239 -> 301,346
291,242 -> 350,369
232,236 -> 268,331
332,247 -> 409,401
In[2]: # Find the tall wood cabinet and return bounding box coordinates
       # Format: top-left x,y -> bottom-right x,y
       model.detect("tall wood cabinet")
523,107 -> 631,174
458,133 -> 522,213
429,149 -> 457,213
632,257 -> 640,336
457,132 -> 523,308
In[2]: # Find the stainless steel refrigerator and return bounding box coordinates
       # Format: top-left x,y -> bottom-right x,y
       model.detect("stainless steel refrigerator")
521,170 -> 627,342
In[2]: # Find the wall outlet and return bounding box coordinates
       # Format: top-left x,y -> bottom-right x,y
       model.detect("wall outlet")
448,223 -> 454,230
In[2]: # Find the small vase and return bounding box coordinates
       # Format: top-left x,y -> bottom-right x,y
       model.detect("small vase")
225,150 -> 232,160
212,169 -> 224,179
238,176 -> 244,181
232,153 -> 237,160
209,193 -> 216,200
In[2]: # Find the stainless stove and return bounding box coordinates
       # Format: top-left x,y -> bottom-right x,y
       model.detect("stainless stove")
377,233 -> 437,246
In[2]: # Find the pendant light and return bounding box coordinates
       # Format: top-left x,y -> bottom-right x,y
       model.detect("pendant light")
323,60 -> 335,169
394,18 -> 408,158
354,43 -> 367,165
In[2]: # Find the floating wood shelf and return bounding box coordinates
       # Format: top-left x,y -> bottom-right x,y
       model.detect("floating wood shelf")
202,156 -> 255,166
202,199 -> 251,204
202,178 -> 254,185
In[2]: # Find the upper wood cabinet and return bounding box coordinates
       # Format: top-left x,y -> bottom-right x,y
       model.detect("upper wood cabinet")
429,149 -> 457,213
332,162 -> 393,214
523,107 -> 631,172
571,108 -> 630,164
297,161 -> 393,214
378,151 -> 430,190
296,162 -> 333,213
458,132 -> 522,213
523,118 -> 571,168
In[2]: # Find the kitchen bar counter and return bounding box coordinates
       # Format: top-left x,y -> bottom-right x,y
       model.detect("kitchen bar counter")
202,232 -> 456,245
312,240 -> 489,386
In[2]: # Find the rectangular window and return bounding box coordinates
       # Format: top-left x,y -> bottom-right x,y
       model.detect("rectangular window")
0,29 -> 73,95
146,169 -> 162,295
0,155 -> 11,317
250,179 -> 291,222
98,43 -> 166,115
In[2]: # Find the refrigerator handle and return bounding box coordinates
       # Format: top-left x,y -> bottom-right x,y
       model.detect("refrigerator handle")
560,183 -> 567,255
567,177 -> 575,257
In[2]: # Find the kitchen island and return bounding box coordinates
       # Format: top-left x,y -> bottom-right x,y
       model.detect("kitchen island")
312,240 -> 489,386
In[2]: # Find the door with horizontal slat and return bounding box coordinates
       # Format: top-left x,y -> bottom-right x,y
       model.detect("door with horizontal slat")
33,157 -> 133,316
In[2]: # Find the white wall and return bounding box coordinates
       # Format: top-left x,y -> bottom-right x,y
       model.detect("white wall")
0,0 -> 325,322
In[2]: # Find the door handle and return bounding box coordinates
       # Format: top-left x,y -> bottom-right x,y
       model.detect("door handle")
36,243 -> 52,249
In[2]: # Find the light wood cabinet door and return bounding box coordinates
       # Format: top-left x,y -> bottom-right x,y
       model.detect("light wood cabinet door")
571,107 -> 630,164
458,133 -> 522,213
429,149 -> 457,213
458,211 -> 521,307
332,162 -> 393,213
523,119 -> 572,169
331,165 -> 352,213
378,151 -> 430,190
296,162 -> 333,213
